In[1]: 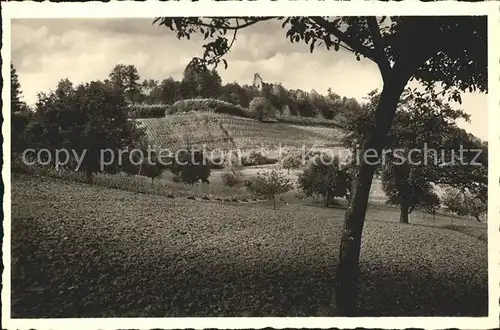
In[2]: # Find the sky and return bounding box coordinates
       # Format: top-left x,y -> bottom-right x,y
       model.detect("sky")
11,18 -> 488,140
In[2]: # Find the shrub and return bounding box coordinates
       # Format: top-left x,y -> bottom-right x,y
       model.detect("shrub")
280,148 -> 304,173
221,171 -> 242,187
276,114 -> 344,128
442,187 -> 465,215
128,104 -> 170,119
169,149 -> 211,184
466,197 -> 486,222
242,151 -> 278,167
297,154 -> 352,207
139,151 -> 170,185
208,156 -> 226,170
442,187 -> 486,222
249,96 -> 278,121
166,98 -> 250,117
245,169 -> 293,209
421,191 -> 441,220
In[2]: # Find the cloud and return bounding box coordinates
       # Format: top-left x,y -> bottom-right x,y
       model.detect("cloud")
11,18 -> 488,140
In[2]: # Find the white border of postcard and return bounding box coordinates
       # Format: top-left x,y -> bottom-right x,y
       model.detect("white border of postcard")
2,1 -> 499,329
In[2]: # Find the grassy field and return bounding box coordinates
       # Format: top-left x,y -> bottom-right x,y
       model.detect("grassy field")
11,174 -> 487,317
136,112 -> 344,151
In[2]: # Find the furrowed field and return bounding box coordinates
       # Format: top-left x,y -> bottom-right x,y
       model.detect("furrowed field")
11,174 -> 487,317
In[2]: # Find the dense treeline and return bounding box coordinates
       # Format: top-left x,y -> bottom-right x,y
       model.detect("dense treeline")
101,58 -> 362,120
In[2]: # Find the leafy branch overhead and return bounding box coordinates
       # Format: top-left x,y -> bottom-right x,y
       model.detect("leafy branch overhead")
153,16 -> 487,102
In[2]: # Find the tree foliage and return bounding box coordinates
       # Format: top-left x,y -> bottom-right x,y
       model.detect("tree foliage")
345,89 -> 487,223
442,187 -> 486,222
139,150 -> 170,185
245,169 -> 293,209
180,57 -> 222,99
11,63 -> 28,114
221,171 -> 242,187
30,79 -> 145,182
380,162 -> 438,223
109,64 -> 142,104
170,149 -> 211,184
11,63 -> 33,152
297,154 -> 353,207
249,96 -> 277,121
280,148 -> 303,174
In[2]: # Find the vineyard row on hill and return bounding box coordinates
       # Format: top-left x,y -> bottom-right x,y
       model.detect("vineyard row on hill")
136,112 -> 345,152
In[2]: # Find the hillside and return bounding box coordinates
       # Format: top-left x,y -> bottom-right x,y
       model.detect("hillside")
136,112 -> 345,152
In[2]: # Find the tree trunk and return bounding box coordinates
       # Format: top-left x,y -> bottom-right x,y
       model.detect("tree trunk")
324,190 -> 332,207
85,169 -> 93,184
335,79 -> 406,316
399,203 -> 409,224
273,196 -> 276,210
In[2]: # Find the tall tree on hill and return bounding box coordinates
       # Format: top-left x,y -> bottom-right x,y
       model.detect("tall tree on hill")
109,64 -> 142,104
11,63 -> 29,114
148,77 -> 182,104
220,82 -> 252,106
141,79 -> 159,103
180,57 -> 222,99
11,63 -> 32,151
153,16 -> 487,315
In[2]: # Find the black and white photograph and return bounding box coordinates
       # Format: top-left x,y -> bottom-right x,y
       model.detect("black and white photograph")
3,1 -> 499,329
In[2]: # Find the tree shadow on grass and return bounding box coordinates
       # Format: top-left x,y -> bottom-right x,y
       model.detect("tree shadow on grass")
11,217 -> 487,318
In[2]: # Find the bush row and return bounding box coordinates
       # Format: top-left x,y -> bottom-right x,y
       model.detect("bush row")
128,104 -> 171,119
276,114 -> 344,128
166,98 -> 252,118
129,98 -> 346,132
12,156 -> 254,200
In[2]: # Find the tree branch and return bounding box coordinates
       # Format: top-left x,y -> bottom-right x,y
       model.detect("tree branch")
201,17 -> 278,30
309,17 -> 376,61
366,17 -> 392,82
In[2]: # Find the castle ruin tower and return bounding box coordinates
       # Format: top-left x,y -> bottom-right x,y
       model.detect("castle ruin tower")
253,73 -> 263,92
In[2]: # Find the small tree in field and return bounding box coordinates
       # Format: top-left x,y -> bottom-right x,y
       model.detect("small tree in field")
442,187 -> 465,216
421,191 -> 441,222
247,150 -> 266,168
442,187 -> 485,222
170,149 -> 211,184
380,162 -> 440,224
246,170 -> 293,209
141,151 -> 170,186
297,154 -> 352,207
280,148 -> 303,174
221,171 -> 242,187
466,197 -> 486,222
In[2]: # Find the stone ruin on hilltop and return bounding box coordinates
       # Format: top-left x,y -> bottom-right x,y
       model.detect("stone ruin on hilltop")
252,72 -> 291,116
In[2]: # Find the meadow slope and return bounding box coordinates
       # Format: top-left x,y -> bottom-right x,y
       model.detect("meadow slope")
11,175 -> 487,317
